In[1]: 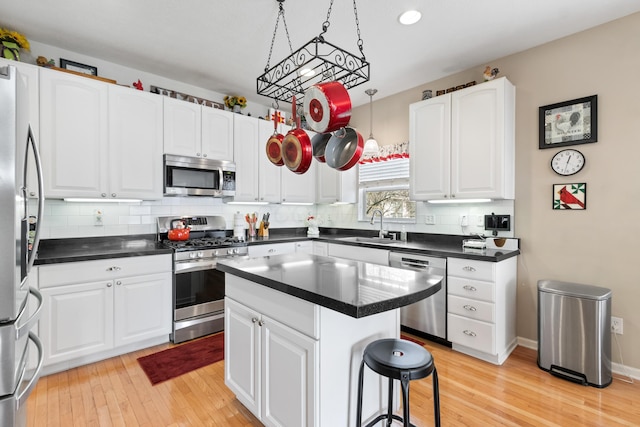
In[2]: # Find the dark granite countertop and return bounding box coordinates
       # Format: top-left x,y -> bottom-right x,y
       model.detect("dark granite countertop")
34,234 -> 172,265
217,253 -> 442,318
248,228 -> 520,262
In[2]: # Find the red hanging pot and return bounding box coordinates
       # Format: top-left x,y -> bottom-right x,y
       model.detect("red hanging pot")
282,96 -> 313,174
303,82 -> 352,133
265,115 -> 284,166
311,132 -> 332,163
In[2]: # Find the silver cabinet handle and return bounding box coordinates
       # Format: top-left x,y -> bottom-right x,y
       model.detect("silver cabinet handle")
463,330 -> 476,337
462,266 -> 476,272
268,249 -> 275,253
252,317 -> 259,323
258,320 -> 265,326
101,193 -> 107,197
111,193 -> 116,197
463,305 -> 477,312
203,153 -> 207,158
107,282 -> 113,287
107,266 -> 122,271
196,152 -> 201,157
462,285 -> 477,291
116,281 -> 122,286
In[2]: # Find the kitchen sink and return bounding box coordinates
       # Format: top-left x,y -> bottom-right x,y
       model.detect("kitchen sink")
338,236 -> 397,245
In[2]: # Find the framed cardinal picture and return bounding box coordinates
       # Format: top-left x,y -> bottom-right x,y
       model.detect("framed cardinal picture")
539,95 -> 598,149
553,183 -> 586,210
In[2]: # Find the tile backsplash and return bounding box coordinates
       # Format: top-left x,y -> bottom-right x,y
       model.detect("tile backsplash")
31,198 -> 514,239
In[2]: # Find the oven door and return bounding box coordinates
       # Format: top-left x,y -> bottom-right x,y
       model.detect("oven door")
173,260 -> 225,343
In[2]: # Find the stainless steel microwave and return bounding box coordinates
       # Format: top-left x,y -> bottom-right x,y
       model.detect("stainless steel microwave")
164,154 -> 236,197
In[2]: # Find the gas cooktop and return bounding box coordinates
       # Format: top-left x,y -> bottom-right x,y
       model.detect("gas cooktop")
162,236 -> 246,251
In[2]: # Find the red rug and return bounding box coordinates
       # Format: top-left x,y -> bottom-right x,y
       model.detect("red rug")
401,334 -> 426,346
137,332 -> 224,385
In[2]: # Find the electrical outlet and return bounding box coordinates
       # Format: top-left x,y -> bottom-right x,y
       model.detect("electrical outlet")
425,215 -> 436,225
611,316 -> 623,334
476,215 -> 485,226
94,209 -> 103,226
460,215 -> 468,226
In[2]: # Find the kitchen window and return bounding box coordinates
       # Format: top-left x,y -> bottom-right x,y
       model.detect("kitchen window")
358,158 -> 416,222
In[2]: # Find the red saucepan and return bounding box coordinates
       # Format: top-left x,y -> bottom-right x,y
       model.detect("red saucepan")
168,220 -> 190,241
282,96 -> 313,174
303,82 -> 352,133
311,132 -> 332,162
324,127 -> 364,171
265,112 -> 284,166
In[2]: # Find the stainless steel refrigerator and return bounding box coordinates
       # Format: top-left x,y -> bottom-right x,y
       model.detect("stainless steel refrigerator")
0,64 -> 45,427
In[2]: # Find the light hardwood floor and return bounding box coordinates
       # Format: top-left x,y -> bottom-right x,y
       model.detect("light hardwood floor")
27,336 -> 640,427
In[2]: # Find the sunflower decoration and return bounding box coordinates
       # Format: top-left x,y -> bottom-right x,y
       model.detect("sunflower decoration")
0,27 -> 29,61
223,95 -> 247,109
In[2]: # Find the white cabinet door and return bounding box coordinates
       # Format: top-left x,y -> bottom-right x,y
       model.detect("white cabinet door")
327,243 -> 389,266
261,315 -> 317,427
225,297 -> 261,416
114,272 -> 172,347
281,158 -> 316,203
40,67 -> 109,198
295,241 -> 313,254
451,78 -> 514,199
409,78 -> 515,201
40,280 -> 114,366
108,85 -> 164,199
233,114 -> 261,202
163,96 -> 202,157
258,119 -> 282,203
202,106 -> 234,161
316,164 -> 357,204
409,94 -> 451,200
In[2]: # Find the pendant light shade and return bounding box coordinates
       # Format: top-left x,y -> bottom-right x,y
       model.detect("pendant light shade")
363,88 -> 379,156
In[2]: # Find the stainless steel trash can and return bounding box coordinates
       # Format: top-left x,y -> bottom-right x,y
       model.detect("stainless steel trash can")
537,279 -> 612,388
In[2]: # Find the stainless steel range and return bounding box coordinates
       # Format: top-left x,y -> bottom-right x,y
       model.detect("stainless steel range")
157,215 -> 248,343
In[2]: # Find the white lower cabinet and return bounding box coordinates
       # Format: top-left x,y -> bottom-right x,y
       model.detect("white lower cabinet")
225,274 -> 398,426
446,256 -> 517,365
38,254 -> 172,371
326,243 -> 389,265
225,297 -> 317,427
248,242 -> 296,257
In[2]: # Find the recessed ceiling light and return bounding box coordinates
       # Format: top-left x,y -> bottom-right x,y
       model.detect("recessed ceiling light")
398,10 -> 422,25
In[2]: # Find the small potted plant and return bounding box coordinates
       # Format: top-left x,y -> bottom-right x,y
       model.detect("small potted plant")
224,95 -> 247,113
0,27 -> 30,61
306,215 -> 319,237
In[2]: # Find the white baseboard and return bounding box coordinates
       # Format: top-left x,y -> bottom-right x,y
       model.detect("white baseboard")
516,336 -> 639,381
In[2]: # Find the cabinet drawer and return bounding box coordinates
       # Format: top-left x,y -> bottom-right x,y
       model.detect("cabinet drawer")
248,242 -> 296,257
448,258 -> 494,281
39,254 -> 172,288
448,314 -> 495,354
448,295 -> 494,323
448,277 -> 495,302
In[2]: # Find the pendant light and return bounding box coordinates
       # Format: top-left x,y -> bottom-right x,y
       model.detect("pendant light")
363,88 -> 379,156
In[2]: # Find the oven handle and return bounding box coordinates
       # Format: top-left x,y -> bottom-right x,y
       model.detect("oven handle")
175,261 -> 218,274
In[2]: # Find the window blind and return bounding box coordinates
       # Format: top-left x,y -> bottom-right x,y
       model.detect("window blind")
358,158 -> 410,183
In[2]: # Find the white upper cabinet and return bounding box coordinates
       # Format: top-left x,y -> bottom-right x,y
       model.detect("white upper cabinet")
280,124 -> 316,204
40,68 -> 109,199
410,78 -> 515,201
108,84 -> 163,199
233,114 -> 263,202
258,119 -> 283,203
316,163 -> 357,204
164,97 -> 234,161
40,68 -> 163,200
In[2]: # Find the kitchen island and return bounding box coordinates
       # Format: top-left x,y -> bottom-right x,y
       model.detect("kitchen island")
217,253 -> 442,427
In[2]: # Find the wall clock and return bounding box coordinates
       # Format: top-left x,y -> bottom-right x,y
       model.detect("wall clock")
551,149 -> 585,176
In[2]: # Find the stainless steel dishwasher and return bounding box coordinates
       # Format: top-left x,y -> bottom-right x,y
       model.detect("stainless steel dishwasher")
389,252 -> 448,344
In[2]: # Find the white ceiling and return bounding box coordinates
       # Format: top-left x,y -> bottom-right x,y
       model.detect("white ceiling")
2,0 -> 640,107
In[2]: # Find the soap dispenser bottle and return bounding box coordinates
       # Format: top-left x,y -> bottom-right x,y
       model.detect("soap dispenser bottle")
400,226 -> 407,242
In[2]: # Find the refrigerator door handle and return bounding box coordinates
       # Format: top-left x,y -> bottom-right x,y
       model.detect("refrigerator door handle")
24,124 -> 45,272
15,287 -> 42,340
16,332 -> 44,410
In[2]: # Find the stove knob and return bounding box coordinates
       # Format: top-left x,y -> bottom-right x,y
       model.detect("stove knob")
197,251 -> 204,258
189,252 -> 197,259
227,248 -> 235,255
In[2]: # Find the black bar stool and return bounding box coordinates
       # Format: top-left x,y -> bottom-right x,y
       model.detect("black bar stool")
356,338 -> 440,427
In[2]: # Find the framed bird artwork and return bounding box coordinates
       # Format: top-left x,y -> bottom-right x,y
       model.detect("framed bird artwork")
539,95 -> 598,149
553,183 -> 586,210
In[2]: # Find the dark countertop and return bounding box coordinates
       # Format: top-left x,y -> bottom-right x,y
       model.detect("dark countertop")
34,234 -> 172,265
250,228 -> 520,262
34,228 -> 519,265
217,252 -> 443,319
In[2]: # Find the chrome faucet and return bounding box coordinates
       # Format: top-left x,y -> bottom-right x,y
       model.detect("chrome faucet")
370,209 -> 386,238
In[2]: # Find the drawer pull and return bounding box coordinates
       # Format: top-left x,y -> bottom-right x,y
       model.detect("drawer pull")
463,305 -> 477,312
462,285 -> 477,292
107,266 -> 122,272
268,249 -> 276,253
258,320 -> 265,326
252,317 -> 259,323
106,282 -> 113,287
462,266 -> 476,272
463,330 -> 476,337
